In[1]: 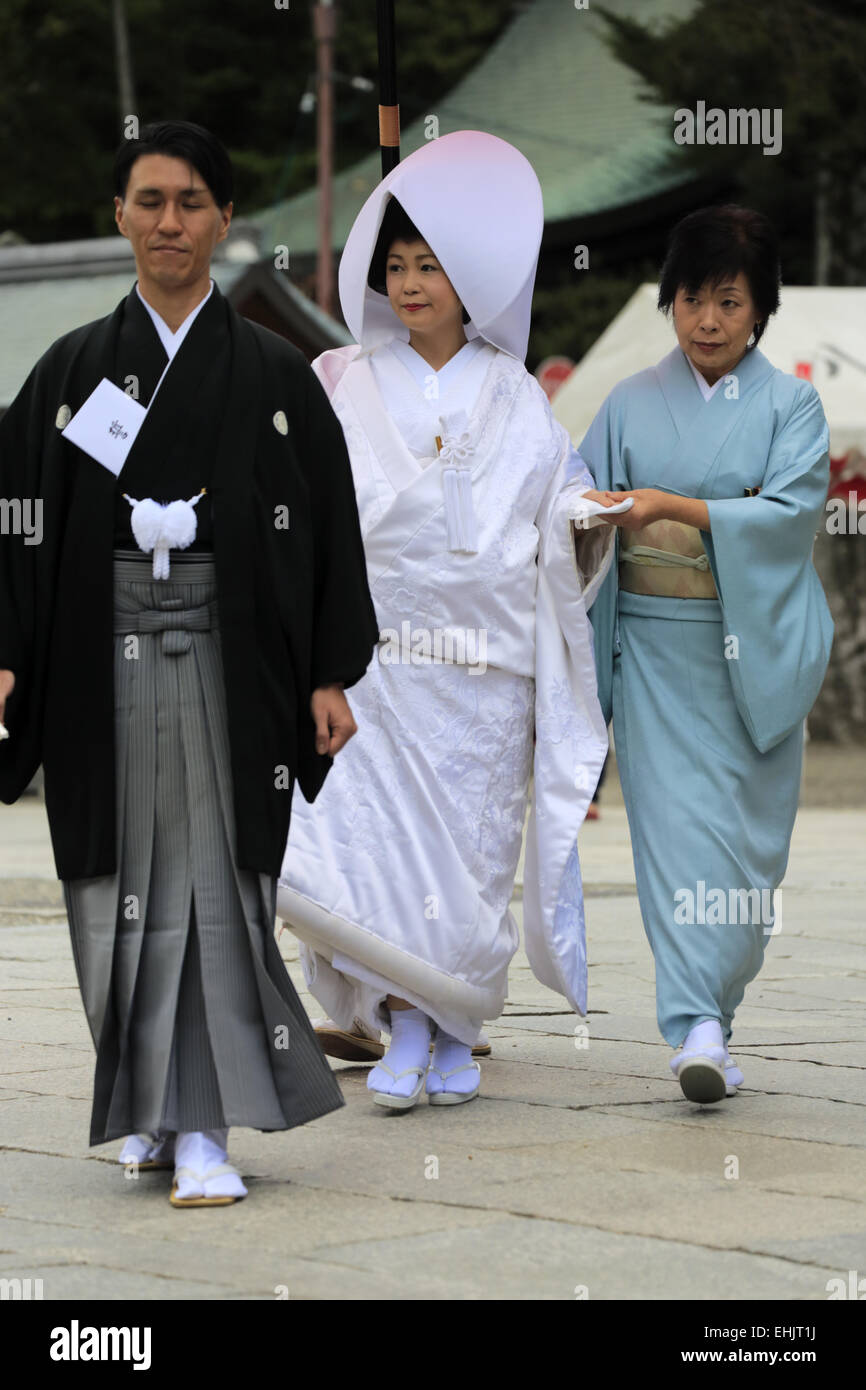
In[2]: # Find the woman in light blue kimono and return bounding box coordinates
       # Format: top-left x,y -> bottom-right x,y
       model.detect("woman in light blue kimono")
579,205 -> 833,1103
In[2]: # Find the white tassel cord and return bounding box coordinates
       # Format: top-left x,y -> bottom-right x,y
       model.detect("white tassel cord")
123,489 -> 206,580
438,425 -> 478,553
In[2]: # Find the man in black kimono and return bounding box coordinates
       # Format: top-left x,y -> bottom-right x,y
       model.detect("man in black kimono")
0,121 -> 379,1206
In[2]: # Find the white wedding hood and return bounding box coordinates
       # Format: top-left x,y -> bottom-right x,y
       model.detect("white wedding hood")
338,130 -> 544,363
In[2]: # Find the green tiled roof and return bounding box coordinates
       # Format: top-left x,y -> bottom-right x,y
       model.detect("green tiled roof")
253,0 -> 697,256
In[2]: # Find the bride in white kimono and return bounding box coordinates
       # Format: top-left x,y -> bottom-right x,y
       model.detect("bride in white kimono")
277,132 -> 620,1107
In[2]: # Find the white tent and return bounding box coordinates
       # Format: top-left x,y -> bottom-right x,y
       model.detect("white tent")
552,284 -> 866,457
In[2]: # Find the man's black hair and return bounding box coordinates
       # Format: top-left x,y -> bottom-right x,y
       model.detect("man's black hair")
114,120 -> 233,208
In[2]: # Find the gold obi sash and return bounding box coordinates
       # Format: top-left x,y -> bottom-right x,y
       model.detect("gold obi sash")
619,519 -> 718,599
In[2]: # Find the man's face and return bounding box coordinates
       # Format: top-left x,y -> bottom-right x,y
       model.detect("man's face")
114,153 -> 232,291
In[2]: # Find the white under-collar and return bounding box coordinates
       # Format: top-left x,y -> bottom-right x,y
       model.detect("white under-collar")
136,281 -> 214,361
389,337 -> 485,393
686,352 -> 725,401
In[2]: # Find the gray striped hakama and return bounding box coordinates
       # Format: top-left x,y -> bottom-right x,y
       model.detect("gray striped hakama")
63,551 -> 344,1146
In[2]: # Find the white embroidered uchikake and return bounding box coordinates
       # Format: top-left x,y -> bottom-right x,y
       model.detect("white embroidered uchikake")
437,415 -> 478,553
122,488 -> 207,580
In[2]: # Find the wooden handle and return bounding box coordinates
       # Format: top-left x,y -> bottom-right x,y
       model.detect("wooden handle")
378,104 -> 400,147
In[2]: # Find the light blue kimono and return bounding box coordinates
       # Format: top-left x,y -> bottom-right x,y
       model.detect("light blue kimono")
576,345 -> 833,1046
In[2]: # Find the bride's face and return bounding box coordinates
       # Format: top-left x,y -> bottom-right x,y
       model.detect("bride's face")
385,238 -> 464,336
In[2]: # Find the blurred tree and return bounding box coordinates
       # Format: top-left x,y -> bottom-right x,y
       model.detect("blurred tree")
597,0 -> 866,285
528,266 -> 659,372
0,0 -> 518,242
597,0 -> 866,744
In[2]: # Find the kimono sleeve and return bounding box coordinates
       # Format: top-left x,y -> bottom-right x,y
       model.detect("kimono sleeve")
310,344 -> 363,399
575,392 -> 628,725
538,429 -> 617,619
0,409 -> 26,675
524,412 -> 610,1015
0,359 -> 46,797
703,381 -> 833,752
300,363 -> 379,691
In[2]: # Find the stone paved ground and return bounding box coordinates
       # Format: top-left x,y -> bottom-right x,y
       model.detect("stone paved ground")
0,745 -> 863,1300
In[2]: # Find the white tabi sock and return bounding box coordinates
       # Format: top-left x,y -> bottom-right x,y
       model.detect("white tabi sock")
723,1041 -> 744,1088
669,1019 -> 726,1077
426,1030 -> 480,1096
367,1007 -> 431,1098
118,1131 -> 176,1166
684,1019 -> 725,1053
174,1128 -> 247,1200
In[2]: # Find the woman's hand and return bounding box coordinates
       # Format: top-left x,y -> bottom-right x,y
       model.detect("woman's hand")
600,490 -> 710,532
596,489 -> 667,530
311,683 -> 357,757
0,669 -> 15,727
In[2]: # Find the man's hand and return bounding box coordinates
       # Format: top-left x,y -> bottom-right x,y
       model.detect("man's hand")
311,683 -> 357,757
0,670 -> 15,727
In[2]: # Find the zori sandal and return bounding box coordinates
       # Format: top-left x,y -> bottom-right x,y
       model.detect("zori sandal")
427,1060 -> 481,1106
169,1162 -> 247,1207
313,1016 -> 386,1062
671,1047 -> 728,1104
369,1063 -> 428,1110
724,1057 -> 744,1096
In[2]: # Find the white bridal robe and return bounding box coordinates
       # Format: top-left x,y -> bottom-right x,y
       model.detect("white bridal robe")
277,339 -> 614,1044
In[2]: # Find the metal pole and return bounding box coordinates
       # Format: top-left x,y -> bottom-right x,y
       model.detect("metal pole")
814,159 -> 831,286
112,0 -> 137,123
376,0 -> 400,175
314,0 -> 337,314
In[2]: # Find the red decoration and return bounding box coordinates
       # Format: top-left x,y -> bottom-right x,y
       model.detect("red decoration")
534,356 -> 574,401
828,451 -> 866,501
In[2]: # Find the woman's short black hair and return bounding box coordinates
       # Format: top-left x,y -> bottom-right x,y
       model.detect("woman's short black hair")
658,204 -> 780,347
114,120 -> 234,208
367,196 -> 470,323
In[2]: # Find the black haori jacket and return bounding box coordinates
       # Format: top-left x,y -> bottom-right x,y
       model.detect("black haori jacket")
0,285 -> 379,879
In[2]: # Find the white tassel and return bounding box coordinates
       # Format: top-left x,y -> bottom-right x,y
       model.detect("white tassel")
438,425 -> 478,553
123,490 -> 206,580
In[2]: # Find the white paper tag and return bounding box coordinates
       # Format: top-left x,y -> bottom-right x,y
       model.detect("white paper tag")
61,379 -> 147,477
